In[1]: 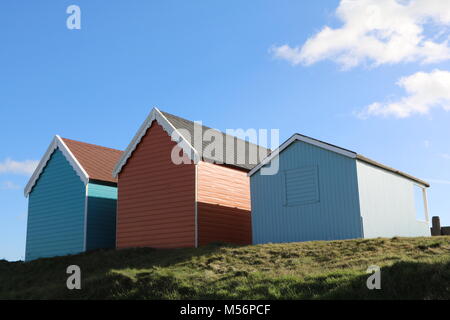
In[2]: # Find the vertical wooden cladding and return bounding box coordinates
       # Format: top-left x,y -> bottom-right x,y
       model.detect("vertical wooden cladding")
197,161 -> 252,246
117,123 -> 196,249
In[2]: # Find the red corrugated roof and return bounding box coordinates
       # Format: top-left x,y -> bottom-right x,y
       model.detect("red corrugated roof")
62,138 -> 123,184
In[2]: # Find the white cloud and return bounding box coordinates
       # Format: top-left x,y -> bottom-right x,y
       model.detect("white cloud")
441,153 -> 450,160
0,158 -> 39,176
272,0 -> 450,68
358,69 -> 450,118
1,181 -> 20,190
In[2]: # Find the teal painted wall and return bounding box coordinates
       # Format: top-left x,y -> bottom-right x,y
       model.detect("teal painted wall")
26,149 -> 86,261
86,183 -> 117,251
250,140 -> 362,244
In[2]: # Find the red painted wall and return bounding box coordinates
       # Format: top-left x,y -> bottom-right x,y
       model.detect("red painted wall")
197,161 -> 252,246
116,123 -> 196,249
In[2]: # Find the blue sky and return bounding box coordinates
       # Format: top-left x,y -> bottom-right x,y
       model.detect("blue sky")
1,0 -> 450,261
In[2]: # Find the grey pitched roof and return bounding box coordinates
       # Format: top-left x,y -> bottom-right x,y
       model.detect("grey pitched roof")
161,111 -> 271,171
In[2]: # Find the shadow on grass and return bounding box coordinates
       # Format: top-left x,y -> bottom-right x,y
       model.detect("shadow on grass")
70,259 -> 450,299
2,242 -> 450,299
323,259 -> 450,300
0,243 -> 231,300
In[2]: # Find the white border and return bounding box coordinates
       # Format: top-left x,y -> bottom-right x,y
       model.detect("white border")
414,183 -> 430,223
24,135 -> 89,197
423,188 -> 430,223
113,107 -> 200,177
83,183 -> 89,251
248,133 -> 357,177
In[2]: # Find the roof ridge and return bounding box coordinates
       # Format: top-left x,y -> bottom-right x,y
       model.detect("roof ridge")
293,133 -> 356,155
248,133 -> 429,187
160,110 -> 271,151
114,107 -> 272,175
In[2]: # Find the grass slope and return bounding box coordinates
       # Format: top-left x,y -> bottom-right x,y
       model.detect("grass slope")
2,236 -> 450,300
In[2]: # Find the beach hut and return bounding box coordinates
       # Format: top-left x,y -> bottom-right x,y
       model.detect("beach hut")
24,136 -> 122,261
113,108 -> 269,249
248,133 -> 430,244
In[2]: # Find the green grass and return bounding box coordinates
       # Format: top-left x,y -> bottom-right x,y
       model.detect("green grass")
2,236 -> 450,299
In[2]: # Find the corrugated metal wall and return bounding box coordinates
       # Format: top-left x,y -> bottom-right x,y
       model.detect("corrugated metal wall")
86,182 -> 117,251
356,160 -> 430,238
26,149 -> 86,261
116,123 -> 196,249
250,140 -> 362,244
197,161 -> 251,245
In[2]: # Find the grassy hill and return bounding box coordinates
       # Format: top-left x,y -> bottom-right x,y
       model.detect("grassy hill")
2,236 -> 450,300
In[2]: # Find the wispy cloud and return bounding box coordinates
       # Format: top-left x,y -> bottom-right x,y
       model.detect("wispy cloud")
441,153 -> 450,160
271,0 -> 450,69
357,69 -> 450,118
0,158 -> 38,176
1,181 -> 20,190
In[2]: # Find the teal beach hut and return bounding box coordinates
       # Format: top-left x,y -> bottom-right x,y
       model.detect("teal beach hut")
24,135 -> 122,261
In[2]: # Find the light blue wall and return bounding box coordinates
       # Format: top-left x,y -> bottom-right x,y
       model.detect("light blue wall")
85,183 -> 117,251
250,140 -> 362,244
26,149 -> 86,261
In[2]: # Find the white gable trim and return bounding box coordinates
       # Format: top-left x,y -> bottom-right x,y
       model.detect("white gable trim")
24,135 -> 89,197
112,107 -> 200,177
83,183 -> 89,251
248,133 -> 357,177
